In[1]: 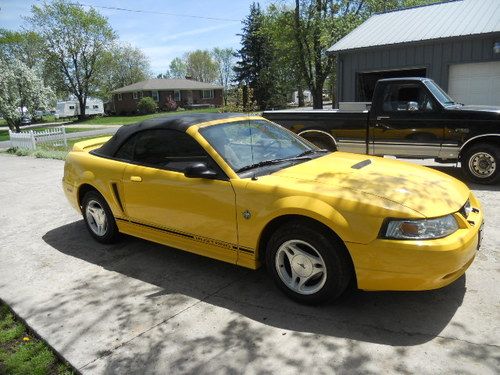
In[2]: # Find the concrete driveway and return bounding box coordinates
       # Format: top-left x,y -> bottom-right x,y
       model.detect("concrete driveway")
0,154 -> 498,374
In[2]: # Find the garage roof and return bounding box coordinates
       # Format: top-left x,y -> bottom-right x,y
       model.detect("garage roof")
328,0 -> 500,53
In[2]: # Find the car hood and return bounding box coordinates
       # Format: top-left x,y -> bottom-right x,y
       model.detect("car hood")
273,152 -> 469,217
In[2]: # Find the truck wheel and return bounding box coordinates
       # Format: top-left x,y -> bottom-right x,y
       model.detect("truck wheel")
461,143 -> 500,184
265,221 -> 352,305
82,191 -> 119,244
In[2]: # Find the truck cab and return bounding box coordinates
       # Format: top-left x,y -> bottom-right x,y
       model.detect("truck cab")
263,77 -> 500,184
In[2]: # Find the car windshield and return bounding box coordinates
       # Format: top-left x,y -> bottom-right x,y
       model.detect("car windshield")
199,119 -> 321,174
424,80 -> 456,106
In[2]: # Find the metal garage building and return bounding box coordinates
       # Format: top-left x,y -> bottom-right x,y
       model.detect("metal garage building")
328,0 -> 500,107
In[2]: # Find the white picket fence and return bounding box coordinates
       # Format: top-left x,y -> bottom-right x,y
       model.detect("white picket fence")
9,126 -> 68,150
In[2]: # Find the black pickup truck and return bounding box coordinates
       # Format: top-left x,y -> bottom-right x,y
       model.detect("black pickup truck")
263,77 -> 500,184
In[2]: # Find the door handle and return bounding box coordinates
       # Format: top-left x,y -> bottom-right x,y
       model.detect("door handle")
375,123 -> 391,130
376,116 -> 390,120
130,176 -> 142,182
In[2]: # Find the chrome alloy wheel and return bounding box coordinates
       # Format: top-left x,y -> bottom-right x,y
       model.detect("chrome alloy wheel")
275,239 -> 327,295
85,199 -> 108,236
469,152 -> 496,178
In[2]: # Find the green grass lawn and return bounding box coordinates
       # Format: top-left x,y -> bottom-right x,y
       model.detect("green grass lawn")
0,303 -> 74,375
0,126 -> 96,142
76,107 -> 220,125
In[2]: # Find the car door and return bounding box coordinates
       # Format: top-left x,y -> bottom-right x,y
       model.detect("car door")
118,129 -> 238,264
370,82 -> 444,158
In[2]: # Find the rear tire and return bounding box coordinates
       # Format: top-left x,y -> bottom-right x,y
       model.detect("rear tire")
461,143 -> 500,184
265,221 -> 353,305
82,190 -> 119,244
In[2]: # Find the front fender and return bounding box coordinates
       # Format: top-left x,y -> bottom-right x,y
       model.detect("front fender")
265,195 -> 350,241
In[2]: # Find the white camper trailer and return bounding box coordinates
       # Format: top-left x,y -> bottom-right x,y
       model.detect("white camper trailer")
56,101 -> 78,118
56,98 -> 104,118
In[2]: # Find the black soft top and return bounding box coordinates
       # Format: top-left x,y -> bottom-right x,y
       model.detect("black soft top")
93,112 -> 247,157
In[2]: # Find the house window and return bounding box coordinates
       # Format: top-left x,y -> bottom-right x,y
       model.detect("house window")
133,92 -> 138,99
201,90 -> 214,99
152,90 -> 159,101
139,91 -> 144,98
117,93 -> 122,101
174,90 -> 181,101
69,105 -> 75,110
93,105 -> 99,109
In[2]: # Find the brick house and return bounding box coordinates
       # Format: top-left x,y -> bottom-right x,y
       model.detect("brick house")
111,79 -> 223,114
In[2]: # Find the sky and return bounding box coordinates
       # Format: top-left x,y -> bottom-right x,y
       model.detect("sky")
0,0 -> 276,74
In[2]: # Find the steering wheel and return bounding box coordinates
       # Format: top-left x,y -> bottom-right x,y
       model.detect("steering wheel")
259,138 -> 281,158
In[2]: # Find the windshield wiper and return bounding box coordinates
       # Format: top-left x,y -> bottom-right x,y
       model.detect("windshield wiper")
296,149 -> 329,157
236,149 -> 327,173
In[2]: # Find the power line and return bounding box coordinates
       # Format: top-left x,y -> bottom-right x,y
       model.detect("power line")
70,2 -> 241,22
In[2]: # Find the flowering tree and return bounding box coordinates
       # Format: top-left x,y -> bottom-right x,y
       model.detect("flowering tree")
0,58 -> 54,132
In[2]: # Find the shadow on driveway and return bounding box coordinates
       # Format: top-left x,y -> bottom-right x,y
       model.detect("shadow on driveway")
43,220 -> 466,348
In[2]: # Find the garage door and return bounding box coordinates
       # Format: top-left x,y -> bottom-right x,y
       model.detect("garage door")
448,61 -> 500,106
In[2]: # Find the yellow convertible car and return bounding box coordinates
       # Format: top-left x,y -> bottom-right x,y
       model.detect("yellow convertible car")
63,114 -> 483,304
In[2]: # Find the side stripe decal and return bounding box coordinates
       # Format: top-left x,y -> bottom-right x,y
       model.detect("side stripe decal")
115,218 -> 255,254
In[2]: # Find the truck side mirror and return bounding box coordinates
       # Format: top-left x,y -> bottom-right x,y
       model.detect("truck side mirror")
407,101 -> 419,112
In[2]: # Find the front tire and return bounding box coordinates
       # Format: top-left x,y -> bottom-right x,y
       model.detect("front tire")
461,143 -> 500,184
82,190 -> 119,244
265,221 -> 353,304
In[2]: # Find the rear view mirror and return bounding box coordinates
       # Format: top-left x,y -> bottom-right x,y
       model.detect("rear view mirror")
407,101 -> 419,112
184,162 -> 218,179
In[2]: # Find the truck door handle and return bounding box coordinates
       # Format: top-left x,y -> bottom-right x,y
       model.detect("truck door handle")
376,116 -> 390,120
130,176 -> 142,182
375,123 -> 391,130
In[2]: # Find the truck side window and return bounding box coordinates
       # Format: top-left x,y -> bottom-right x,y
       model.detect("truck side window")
382,84 -> 434,112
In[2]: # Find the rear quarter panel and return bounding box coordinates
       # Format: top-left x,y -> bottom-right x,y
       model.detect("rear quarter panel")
63,148 -> 127,218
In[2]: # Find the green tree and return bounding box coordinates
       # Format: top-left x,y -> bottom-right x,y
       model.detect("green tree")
0,58 -> 54,132
27,0 -> 116,119
0,29 -> 44,69
262,5 -> 306,107
169,57 -> 187,78
290,0 -> 438,109
186,50 -> 218,83
212,47 -> 235,105
234,3 -> 276,110
98,43 -> 151,100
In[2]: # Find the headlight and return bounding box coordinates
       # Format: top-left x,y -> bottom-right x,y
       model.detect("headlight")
382,215 -> 458,240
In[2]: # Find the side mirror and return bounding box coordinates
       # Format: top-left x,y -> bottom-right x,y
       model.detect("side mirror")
184,162 -> 218,179
407,101 -> 419,112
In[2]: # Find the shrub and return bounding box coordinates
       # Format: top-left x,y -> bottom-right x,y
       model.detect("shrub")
163,96 -> 178,112
137,97 -> 157,114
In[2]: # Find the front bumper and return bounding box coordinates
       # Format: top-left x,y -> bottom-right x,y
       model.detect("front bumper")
346,195 -> 483,291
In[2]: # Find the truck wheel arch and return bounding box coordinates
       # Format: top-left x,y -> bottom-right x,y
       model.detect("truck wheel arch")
298,129 -> 338,151
459,134 -> 500,154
